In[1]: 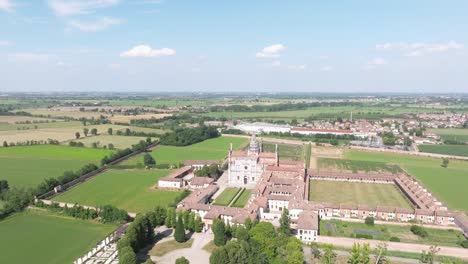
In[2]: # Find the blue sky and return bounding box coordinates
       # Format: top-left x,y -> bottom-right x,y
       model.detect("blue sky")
1,0 -> 467,93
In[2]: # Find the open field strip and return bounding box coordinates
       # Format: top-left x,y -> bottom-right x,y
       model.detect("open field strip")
0,120 -> 82,131
108,99 -> 211,107
0,145 -> 113,187
418,144 -> 468,157
428,128 -> 468,143
53,169 -> 182,213
320,219 -> 465,248
231,189 -> 252,208
17,108 -> 111,119
109,113 -> 172,123
213,187 -> 241,206
71,135 -> 149,149
0,210 -> 116,264
345,150 -> 468,212
309,180 -> 413,209
0,124 -> 128,145
123,136 -> 248,165
317,158 -> 403,174
263,142 -> 304,161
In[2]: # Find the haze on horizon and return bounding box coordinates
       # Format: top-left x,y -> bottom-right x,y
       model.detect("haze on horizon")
1,0 -> 467,93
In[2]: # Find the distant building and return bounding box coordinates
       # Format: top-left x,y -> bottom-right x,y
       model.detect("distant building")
231,122 -> 291,134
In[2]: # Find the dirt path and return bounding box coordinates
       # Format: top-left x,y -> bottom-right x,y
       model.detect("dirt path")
318,236 -> 468,260
150,232 -> 213,264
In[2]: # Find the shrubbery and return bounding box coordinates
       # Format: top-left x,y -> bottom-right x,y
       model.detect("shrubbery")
410,225 -> 428,238
159,126 -> 219,146
364,216 -> 374,226
389,236 -> 400,242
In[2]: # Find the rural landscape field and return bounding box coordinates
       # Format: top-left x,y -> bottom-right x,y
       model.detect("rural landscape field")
1,1 -> 468,262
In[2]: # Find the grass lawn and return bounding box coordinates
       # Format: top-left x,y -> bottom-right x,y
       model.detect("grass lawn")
317,158 -> 403,174
345,150 -> 468,212
418,144 -> 468,157
428,128 -> 468,143
150,238 -> 194,256
263,142 -> 304,161
124,136 -> 248,165
0,210 -> 115,264
53,169 -> 182,213
0,145 -> 112,187
309,180 -> 413,209
231,189 -> 252,208
71,135 -> 150,149
320,219 -> 465,248
202,240 -> 218,253
213,187 -> 241,206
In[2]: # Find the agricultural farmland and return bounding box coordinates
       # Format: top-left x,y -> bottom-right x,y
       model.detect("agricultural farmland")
345,150 -> 468,211
124,136 -> 248,166
262,142 -> 304,161
0,124 -> 128,146
71,135 -> 150,149
53,169 -> 182,213
0,210 -> 115,264
0,145 -> 112,187
428,128 -> 468,143
321,219 -> 465,248
418,144 -> 468,157
309,180 -> 413,209
17,108 -> 111,119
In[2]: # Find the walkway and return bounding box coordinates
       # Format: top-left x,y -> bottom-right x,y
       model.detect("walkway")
317,236 -> 468,260
150,232 -> 213,264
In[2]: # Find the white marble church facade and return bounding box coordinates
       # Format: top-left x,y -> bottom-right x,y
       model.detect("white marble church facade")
227,135 -> 277,187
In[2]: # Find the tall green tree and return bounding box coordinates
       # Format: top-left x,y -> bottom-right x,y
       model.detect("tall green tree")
279,208 -> 291,236
213,218 -> 227,246
143,153 -> 156,167
175,256 -> 190,264
75,132 -> 80,139
321,244 -> 337,264
83,128 -> 89,136
91,128 -> 98,135
174,216 -> 186,243
108,127 -> 113,135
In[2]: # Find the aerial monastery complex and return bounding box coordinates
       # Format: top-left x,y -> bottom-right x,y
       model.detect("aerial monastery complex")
159,136 -> 467,242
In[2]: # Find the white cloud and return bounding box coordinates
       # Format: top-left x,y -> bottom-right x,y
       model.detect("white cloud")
256,44 -> 286,58
376,41 -> 464,57
0,40 -> 11,46
48,0 -> 119,16
320,66 -> 333,72
9,52 -> 53,62
368,57 -> 387,66
0,0 -> 13,12
288,64 -> 307,71
68,17 -> 121,32
120,45 -> 176,58
271,60 -> 281,67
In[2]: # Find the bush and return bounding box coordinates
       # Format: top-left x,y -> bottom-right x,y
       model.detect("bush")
410,225 -> 428,238
175,257 -> 190,264
460,240 -> 468,248
389,236 -> 400,242
355,233 -> 373,239
365,216 -> 374,226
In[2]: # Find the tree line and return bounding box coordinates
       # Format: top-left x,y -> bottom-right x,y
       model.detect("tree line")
159,126 -> 220,146
209,102 -> 364,113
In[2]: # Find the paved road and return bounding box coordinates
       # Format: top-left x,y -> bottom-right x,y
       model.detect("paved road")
318,236 -> 468,260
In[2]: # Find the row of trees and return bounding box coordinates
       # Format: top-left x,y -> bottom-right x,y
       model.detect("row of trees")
159,126 -> 220,146
117,206 -> 203,264
101,139 -> 152,165
209,101 -> 364,113
35,201 -> 129,223
3,138 -> 60,147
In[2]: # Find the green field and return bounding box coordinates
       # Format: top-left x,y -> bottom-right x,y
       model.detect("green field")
231,189 -> 251,208
321,219 -> 465,248
54,169 -> 182,213
0,145 -> 112,187
428,128 -> 468,143
309,180 -> 413,209
203,106 -> 432,120
0,210 -> 115,264
124,136 -> 248,165
71,135 -> 150,149
418,144 -> 468,157
213,187 -> 241,206
263,142 -> 304,161
318,158 -> 403,174
345,150 -> 468,212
